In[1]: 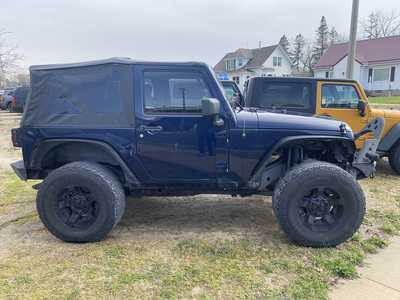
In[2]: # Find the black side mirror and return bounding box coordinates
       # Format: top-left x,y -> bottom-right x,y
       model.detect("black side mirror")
202,98 -> 224,127
357,100 -> 366,117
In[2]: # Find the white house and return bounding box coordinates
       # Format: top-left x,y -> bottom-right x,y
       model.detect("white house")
214,44 -> 292,90
314,35 -> 400,95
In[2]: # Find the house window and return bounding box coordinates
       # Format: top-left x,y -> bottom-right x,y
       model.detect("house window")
390,66 -> 396,82
368,68 -> 373,83
324,71 -> 334,79
226,59 -> 236,71
373,68 -> 390,82
238,59 -> 243,67
273,56 -> 282,67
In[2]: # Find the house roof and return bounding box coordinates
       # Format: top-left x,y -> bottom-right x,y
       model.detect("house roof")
214,45 -> 278,72
314,35 -> 400,69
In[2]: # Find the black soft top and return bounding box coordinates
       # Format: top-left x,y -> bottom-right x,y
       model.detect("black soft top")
29,57 -> 207,71
22,58 -> 207,128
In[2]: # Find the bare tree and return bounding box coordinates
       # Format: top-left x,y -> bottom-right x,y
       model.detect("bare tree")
15,73 -> 30,86
301,43 -> 316,73
329,27 -> 339,45
361,10 -> 400,39
362,12 -> 380,39
0,29 -> 22,88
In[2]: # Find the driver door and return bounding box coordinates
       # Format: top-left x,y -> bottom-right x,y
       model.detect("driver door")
134,65 -> 228,185
316,81 -> 369,148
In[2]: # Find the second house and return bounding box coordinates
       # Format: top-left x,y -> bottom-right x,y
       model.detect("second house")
214,43 -> 292,90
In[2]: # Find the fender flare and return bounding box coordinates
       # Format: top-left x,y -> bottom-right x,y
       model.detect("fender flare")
378,123 -> 400,153
249,135 -> 355,188
30,138 -> 140,186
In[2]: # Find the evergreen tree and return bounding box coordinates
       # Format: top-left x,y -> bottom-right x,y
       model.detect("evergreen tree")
313,16 -> 329,65
279,34 -> 290,53
291,34 -> 305,71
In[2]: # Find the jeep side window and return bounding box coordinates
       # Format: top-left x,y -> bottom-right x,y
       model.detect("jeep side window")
222,83 -> 237,105
143,71 -> 211,113
321,84 -> 360,109
250,82 -> 311,109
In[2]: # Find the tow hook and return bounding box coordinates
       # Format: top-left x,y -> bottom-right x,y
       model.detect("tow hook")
366,152 -> 379,163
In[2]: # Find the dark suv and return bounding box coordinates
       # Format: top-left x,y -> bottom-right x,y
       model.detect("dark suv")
10,86 -> 29,113
11,58 -> 382,246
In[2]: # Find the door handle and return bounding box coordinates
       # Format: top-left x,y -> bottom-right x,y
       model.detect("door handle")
139,125 -> 163,135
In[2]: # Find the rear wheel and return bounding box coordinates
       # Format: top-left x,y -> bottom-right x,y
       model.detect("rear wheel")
389,142 -> 400,175
272,160 -> 365,247
37,161 -> 126,242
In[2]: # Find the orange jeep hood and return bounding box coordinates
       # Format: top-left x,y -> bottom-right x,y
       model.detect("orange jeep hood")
370,108 -> 400,120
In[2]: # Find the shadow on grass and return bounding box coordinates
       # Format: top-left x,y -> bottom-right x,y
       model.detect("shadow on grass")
118,195 -> 285,242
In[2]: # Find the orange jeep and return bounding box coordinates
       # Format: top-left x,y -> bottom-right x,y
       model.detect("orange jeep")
244,77 -> 400,173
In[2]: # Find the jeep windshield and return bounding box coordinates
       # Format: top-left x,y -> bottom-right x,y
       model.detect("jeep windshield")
248,80 -> 311,110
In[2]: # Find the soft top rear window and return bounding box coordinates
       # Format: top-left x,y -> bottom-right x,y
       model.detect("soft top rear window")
21,63 -> 133,127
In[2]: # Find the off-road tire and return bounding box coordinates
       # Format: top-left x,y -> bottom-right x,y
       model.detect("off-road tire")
7,103 -> 13,113
272,160 -> 365,247
37,161 -> 126,242
389,142 -> 400,175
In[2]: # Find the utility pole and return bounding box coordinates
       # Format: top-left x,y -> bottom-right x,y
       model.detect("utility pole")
346,0 -> 359,79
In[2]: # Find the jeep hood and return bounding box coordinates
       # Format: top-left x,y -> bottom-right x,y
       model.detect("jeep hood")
255,110 -> 345,132
235,109 -> 347,133
370,108 -> 400,120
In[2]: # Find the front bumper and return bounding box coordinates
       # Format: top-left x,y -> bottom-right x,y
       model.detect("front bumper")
11,160 -> 27,181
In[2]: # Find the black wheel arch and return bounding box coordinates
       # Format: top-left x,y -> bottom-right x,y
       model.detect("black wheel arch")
378,123 -> 400,153
249,135 -> 356,189
29,139 -> 140,186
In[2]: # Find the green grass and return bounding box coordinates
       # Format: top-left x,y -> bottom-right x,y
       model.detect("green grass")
368,96 -> 400,105
0,171 -> 38,214
1,217 -> 398,299
1,171 -> 400,299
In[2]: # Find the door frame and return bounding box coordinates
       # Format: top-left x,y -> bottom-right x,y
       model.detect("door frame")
131,63 -> 230,186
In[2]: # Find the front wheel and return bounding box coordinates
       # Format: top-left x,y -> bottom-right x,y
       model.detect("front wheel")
37,161 -> 126,242
272,160 -> 365,247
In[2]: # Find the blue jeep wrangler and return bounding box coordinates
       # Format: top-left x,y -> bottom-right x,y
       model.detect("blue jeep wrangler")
11,58 -> 380,247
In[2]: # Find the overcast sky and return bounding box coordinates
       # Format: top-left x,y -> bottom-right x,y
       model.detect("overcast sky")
1,0 -> 399,69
